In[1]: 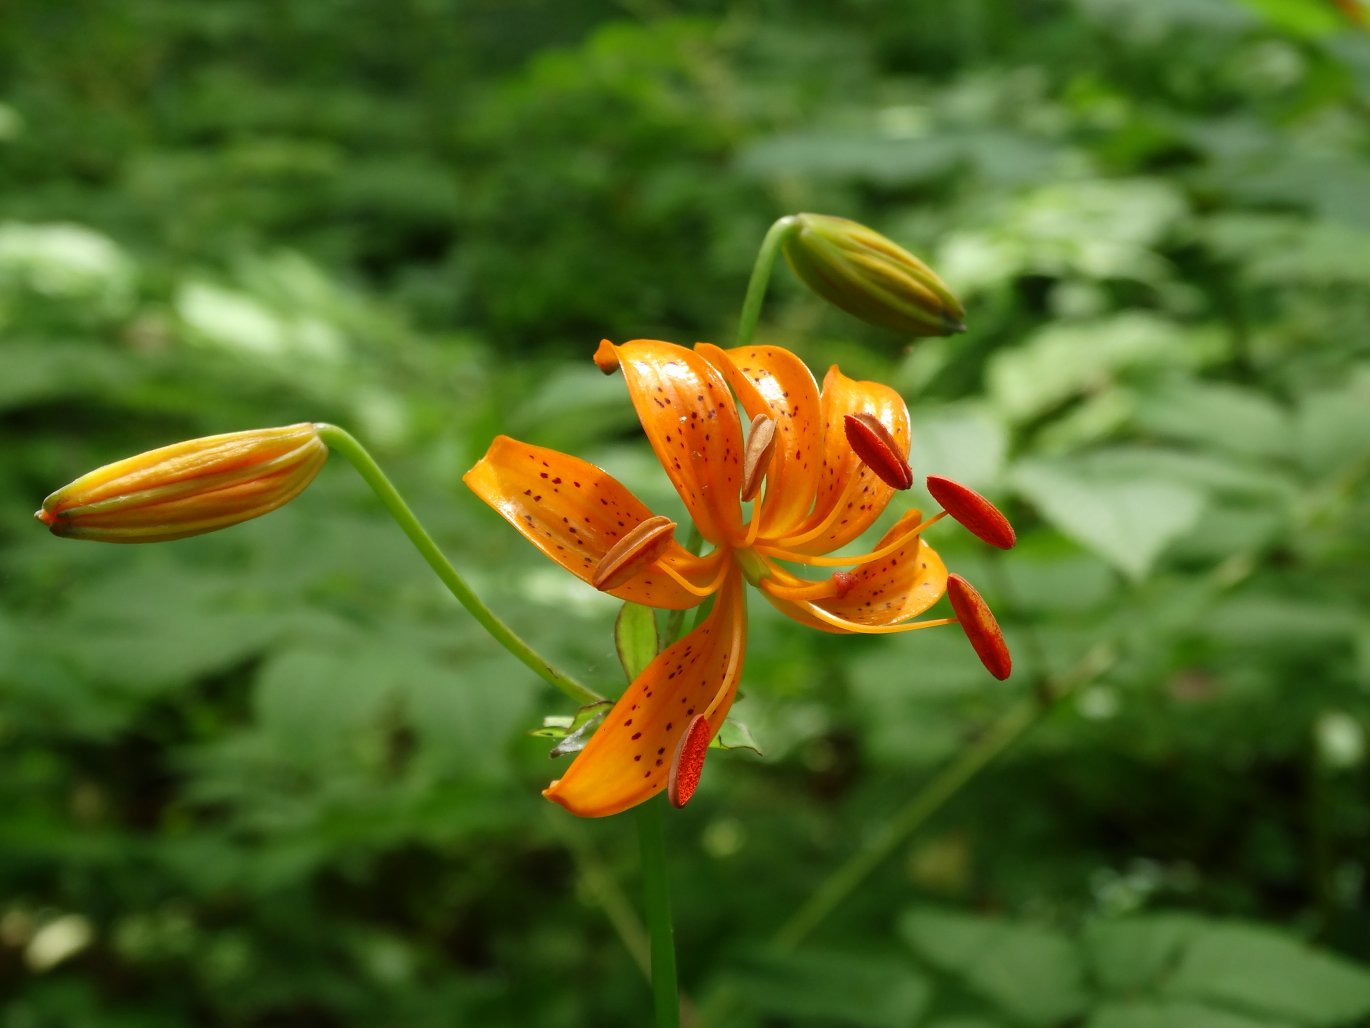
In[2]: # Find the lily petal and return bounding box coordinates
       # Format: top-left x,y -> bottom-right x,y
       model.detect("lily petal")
544,570 -> 747,817
607,340 -> 745,546
696,343 -> 823,535
764,510 -> 948,633
463,436 -> 711,610
778,366 -> 910,555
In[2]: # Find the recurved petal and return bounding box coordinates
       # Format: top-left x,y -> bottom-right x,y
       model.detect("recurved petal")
607,339 -> 745,546
696,343 -> 823,536
779,366 -> 911,554
463,436 -> 710,610
765,510 -> 947,633
544,570 -> 747,817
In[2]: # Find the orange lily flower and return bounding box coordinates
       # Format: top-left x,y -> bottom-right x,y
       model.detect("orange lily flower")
464,340 -> 1013,818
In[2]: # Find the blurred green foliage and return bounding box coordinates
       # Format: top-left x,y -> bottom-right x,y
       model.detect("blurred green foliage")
3,0 -> 1370,1025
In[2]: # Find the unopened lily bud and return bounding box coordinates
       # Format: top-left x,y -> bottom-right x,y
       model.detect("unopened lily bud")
782,213 -> 966,337
36,423 -> 327,543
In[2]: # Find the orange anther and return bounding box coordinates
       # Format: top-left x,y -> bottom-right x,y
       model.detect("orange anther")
668,713 -> 712,808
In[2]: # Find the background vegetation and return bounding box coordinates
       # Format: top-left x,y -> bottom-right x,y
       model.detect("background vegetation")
3,0 -> 1369,1024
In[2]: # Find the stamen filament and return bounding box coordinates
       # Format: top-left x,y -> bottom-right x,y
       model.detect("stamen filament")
739,507 -> 764,549
778,463 -> 866,547
760,575 -> 847,602
754,553 -> 807,586
703,573 -> 748,722
799,602 -> 956,635
654,550 -> 733,597
760,512 -> 946,568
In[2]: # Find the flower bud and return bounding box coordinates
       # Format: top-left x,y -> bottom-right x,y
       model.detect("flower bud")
36,424 -> 327,543
782,213 -> 966,336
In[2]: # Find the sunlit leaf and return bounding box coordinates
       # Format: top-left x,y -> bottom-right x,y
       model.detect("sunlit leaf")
987,314 -> 1216,423
1162,922 -> 1370,1024
900,908 -> 1088,1025
1011,459 -> 1205,580
711,718 -> 762,756
614,602 -> 658,682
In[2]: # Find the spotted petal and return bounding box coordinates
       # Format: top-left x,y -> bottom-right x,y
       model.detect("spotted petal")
765,510 -> 948,633
606,340 -> 745,547
777,365 -> 911,555
544,569 -> 747,817
463,436 -> 712,610
696,343 -> 823,537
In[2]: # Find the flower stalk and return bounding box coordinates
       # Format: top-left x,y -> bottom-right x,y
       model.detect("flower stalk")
736,215 -> 801,347
636,795 -> 682,1028
316,423 -> 603,706
770,642 -> 1116,952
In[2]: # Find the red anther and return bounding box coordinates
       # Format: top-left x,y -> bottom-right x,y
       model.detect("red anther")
926,475 -> 1016,549
946,573 -> 1012,680
592,515 -> 676,590
593,339 -> 621,375
844,413 -> 913,490
668,713 -> 712,808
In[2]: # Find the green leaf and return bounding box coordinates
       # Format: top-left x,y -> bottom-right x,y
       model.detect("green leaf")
253,646 -> 393,761
900,908 -> 1088,1025
401,653 -> 537,778
1294,365 -> 1370,476
908,404 -> 1009,489
1162,922 -> 1370,1025
1087,1000 -> 1293,1028
942,179 -> 1188,292
614,602 -> 658,682
711,718 -> 762,756
1234,0 -> 1344,35
530,700 -> 614,754
1132,380 -> 1292,460
1011,459 -> 1206,580
987,314 -> 1214,423
1084,914 -> 1202,993
720,949 -> 933,1027
548,705 -> 611,758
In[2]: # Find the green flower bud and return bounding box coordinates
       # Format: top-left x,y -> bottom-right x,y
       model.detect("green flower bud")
782,213 -> 966,337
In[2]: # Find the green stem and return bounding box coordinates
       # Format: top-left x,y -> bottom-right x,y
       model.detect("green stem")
548,810 -> 651,979
736,215 -> 801,347
316,423 -> 603,706
637,795 -> 682,1028
771,643 -> 1115,952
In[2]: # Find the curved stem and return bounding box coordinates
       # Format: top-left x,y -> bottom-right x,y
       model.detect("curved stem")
316,423 -> 603,706
736,215 -> 801,347
637,794 -> 682,1028
770,643 -> 1115,952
